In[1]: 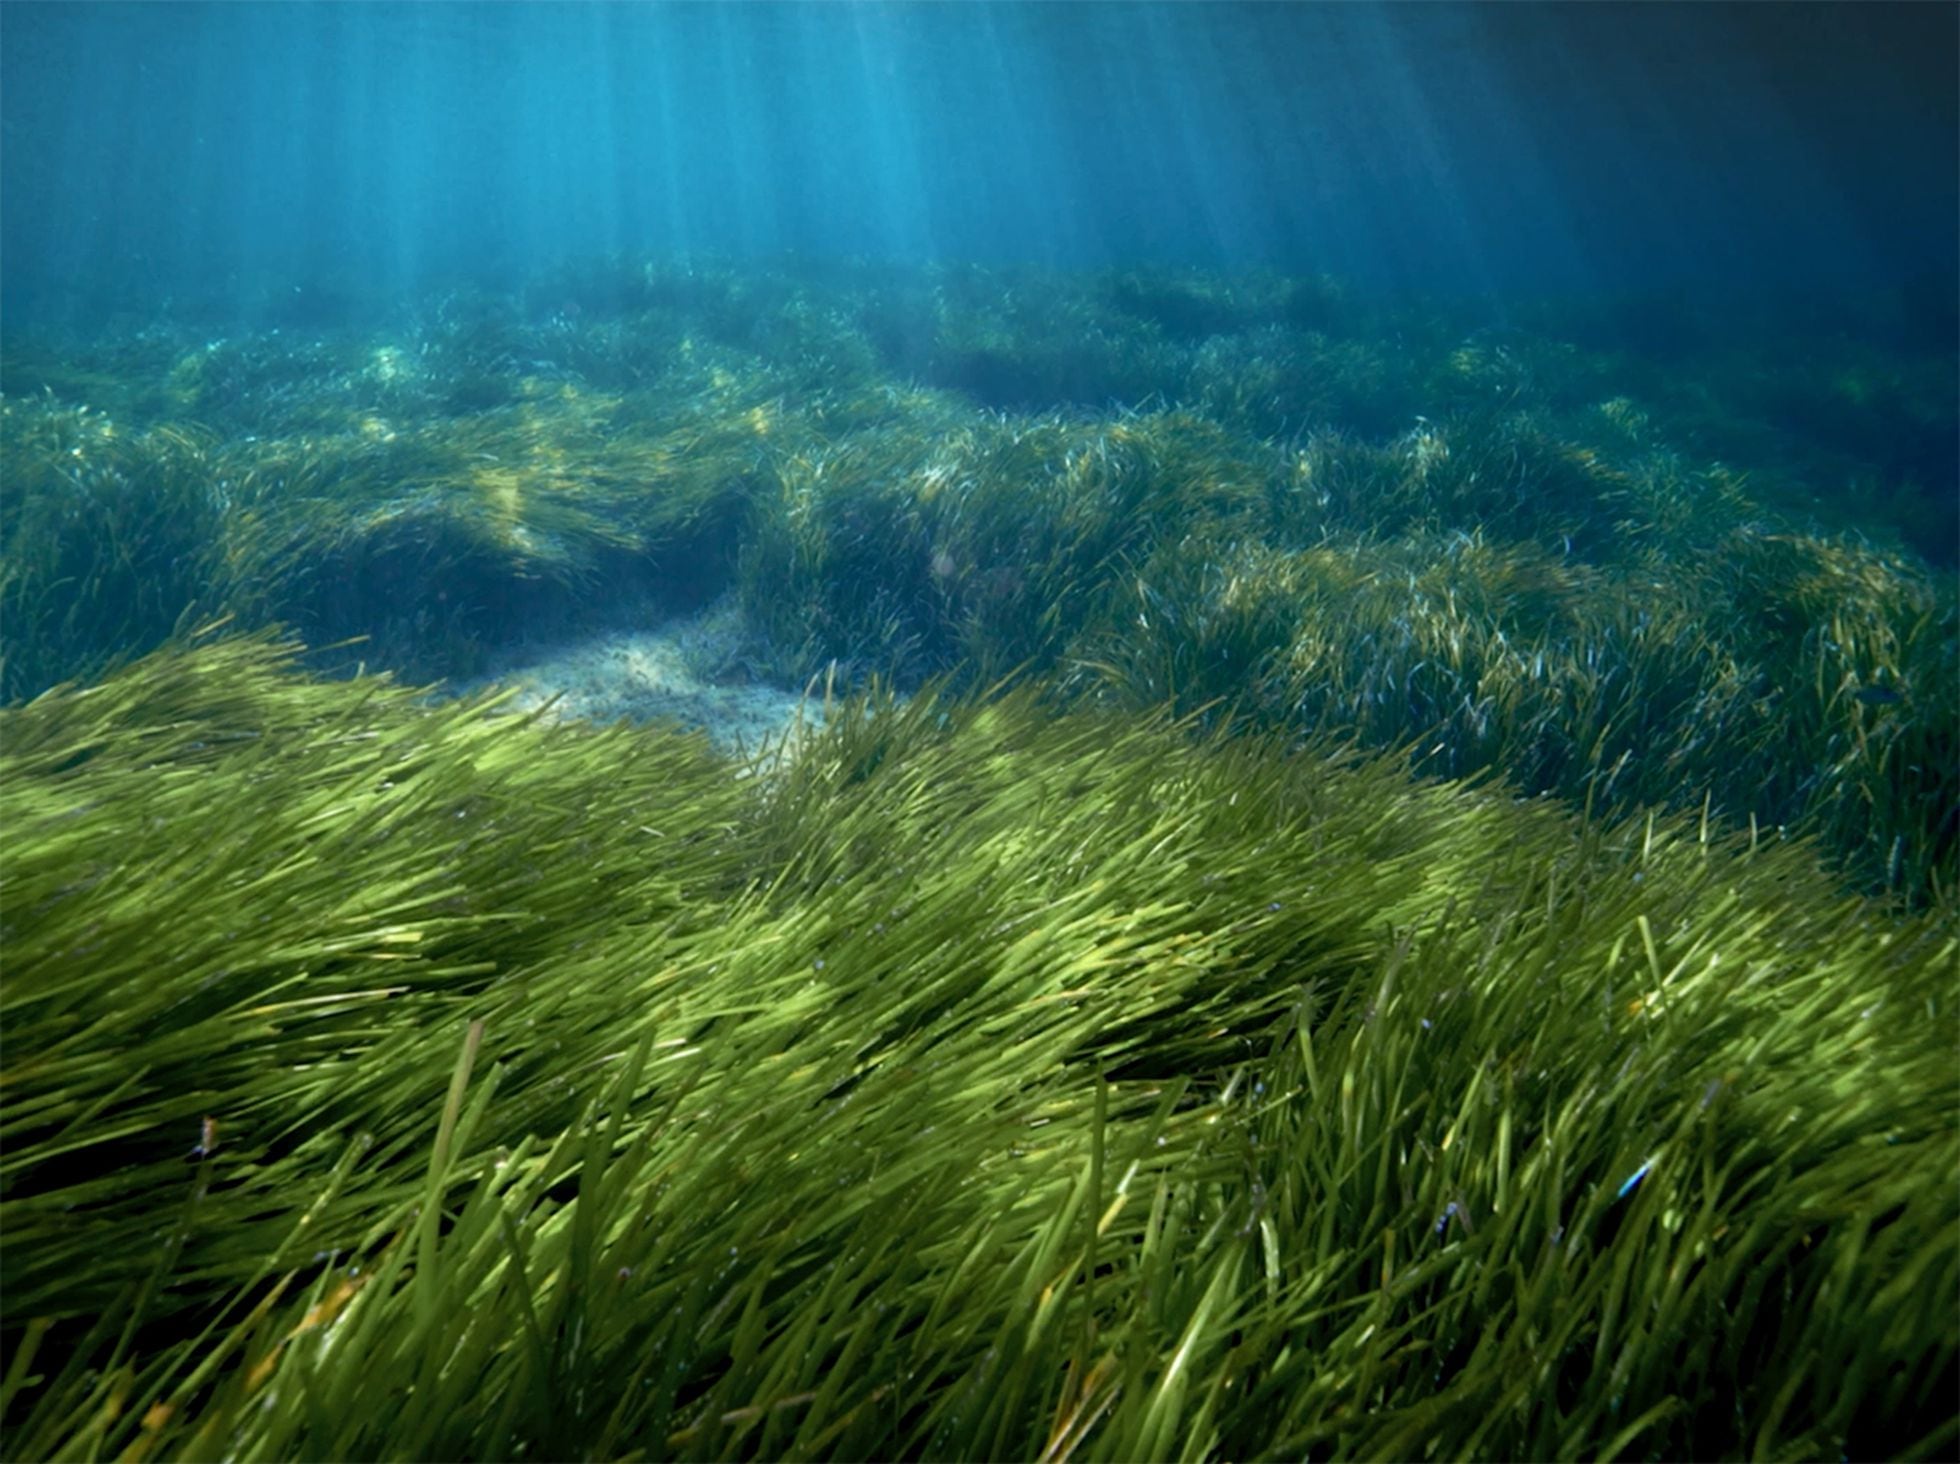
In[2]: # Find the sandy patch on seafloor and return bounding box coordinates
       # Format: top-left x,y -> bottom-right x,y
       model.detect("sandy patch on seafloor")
449,597 -> 831,757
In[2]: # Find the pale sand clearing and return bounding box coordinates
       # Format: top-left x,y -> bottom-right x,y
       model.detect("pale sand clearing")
449,596 -> 830,757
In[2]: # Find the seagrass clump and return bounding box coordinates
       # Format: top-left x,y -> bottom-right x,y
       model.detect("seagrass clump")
1,632 -> 1952,1460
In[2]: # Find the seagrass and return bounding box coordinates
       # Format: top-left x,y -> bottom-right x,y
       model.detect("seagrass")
0,632 -> 1952,1459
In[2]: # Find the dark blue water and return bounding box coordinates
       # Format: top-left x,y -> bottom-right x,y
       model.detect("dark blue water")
3,1 -> 1953,331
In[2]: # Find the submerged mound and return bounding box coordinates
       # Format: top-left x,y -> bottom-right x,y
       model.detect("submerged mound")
6,262 -> 1954,899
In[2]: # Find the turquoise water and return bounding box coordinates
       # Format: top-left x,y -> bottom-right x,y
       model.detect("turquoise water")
2,2 -> 1953,323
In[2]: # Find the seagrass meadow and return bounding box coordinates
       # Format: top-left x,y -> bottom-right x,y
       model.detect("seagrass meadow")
2,261 -> 1957,1460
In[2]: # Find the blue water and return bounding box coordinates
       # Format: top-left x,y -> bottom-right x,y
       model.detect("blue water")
2,1 -> 1953,330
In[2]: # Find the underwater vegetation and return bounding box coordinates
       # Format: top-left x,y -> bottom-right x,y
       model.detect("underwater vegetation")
4,261 -> 1953,902
1,260 -> 1956,1458
1,632 -> 1954,1460
7,260 -> 1953,901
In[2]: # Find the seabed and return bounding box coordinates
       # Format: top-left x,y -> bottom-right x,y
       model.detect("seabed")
1,260 -> 1954,1461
